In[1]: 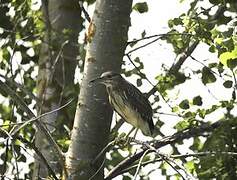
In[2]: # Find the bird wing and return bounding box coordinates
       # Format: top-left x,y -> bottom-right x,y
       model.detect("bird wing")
124,82 -> 154,132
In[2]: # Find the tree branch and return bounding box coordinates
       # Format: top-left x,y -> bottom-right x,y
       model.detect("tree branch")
79,1 -> 91,22
0,80 -> 65,172
119,151 -> 237,175
0,74 -> 40,103
105,120 -> 222,179
169,41 -> 199,74
17,136 -> 59,180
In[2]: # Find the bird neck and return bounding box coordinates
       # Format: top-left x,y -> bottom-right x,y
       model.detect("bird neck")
106,80 -> 126,94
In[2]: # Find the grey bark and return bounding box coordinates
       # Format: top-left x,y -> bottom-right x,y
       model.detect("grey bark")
65,0 -> 133,179
34,0 -> 81,178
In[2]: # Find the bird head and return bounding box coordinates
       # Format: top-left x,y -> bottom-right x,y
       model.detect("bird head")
90,71 -> 122,87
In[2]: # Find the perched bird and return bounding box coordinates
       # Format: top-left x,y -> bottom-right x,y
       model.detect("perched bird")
90,71 -> 154,136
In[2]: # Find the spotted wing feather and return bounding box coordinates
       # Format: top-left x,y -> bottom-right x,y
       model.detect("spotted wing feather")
124,82 -> 154,134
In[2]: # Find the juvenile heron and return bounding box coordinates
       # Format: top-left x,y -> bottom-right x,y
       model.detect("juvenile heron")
90,71 -> 154,137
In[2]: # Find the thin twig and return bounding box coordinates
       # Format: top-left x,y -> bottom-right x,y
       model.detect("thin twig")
0,80 -> 65,172
231,69 -> 237,89
159,154 -> 187,180
10,98 -> 74,136
120,151 -> 237,175
89,159 -> 105,180
189,55 -> 223,78
17,136 -> 59,180
128,139 -> 190,179
0,129 -> 58,180
127,33 -> 192,46
2,139 -> 9,178
125,54 -> 178,116
156,111 -> 181,117
126,37 -> 161,55
92,140 -> 116,165
132,149 -> 150,180
125,54 -> 154,87
79,1 -> 91,22
105,120 -> 223,180
0,74 -> 40,103
49,40 -> 69,84
11,144 -> 20,180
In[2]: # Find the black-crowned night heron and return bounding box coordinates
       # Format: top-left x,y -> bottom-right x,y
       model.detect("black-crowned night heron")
90,71 -> 154,137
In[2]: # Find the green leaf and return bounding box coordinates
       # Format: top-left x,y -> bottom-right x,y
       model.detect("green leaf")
232,90 -> 236,100
168,19 -> 174,28
179,99 -> 190,109
226,58 -> 237,70
219,46 -> 237,67
175,120 -> 190,130
222,28 -> 234,37
223,80 -> 233,88
136,78 -> 142,87
223,38 -> 234,51
173,18 -> 183,26
190,137 -> 203,151
185,161 -> 195,172
208,63 -> 217,68
198,109 -> 206,119
193,96 -> 203,106
133,2 -> 148,13
217,63 -> 224,74
201,67 -> 216,85
122,176 -> 131,180
209,45 -> 216,53
19,154 -> 27,162
141,30 -> 146,38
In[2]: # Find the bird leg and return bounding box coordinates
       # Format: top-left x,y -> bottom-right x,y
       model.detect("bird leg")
126,126 -> 136,138
123,127 -> 139,145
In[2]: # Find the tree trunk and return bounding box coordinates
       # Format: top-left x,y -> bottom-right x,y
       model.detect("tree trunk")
65,0 -> 133,179
34,0 -> 81,178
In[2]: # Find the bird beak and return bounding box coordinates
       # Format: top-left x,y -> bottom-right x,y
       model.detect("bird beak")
89,77 -> 104,84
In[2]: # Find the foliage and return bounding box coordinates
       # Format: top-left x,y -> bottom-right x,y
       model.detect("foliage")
0,0 -> 237,179
0,0 -> 78,178
133,2 -> 148,14
196,118 -> 237,179
0,0 -> 39,178
153,0 -> 237,179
